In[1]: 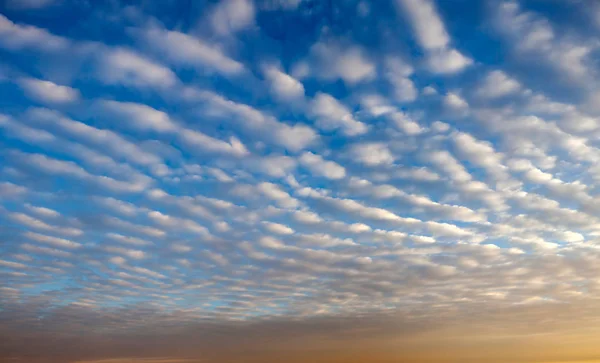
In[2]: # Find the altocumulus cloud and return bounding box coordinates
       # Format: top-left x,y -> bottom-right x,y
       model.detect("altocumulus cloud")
3,1 -> 600,363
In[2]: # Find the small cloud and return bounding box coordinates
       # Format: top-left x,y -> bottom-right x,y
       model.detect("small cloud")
308,40 -> 376,85
311,92 -> 368,136
348,142 -> 395,166
476,70 -> 521,99
18,77 -> 80,104
263,64 -> 305,102
210,0 -> 255,36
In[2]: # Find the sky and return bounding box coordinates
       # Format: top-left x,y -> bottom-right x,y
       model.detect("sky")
3,0 -> 600,362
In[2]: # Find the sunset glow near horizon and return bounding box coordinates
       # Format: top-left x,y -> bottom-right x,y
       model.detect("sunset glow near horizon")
3,0 -> 600,362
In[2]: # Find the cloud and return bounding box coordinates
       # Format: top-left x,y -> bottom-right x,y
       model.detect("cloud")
258,182 -> 300,208
0,14 -> 69,51
311,92 -> 368,136
443,92 -> 469,111
395,0 -> 472,73
18,77 -> 80,104
347,142 -> 394,166
385,57 -> 417,102
98,48 -> 178,89
307,41 -> 376,84
263,64 -> 305,101
395,0 -> 449,50
135,27 -> 245,76
299,152 -> 346,180
210,0 -> 255,36
426,48 -> 473,74
263,221 -> 295,235
6,5 -> 600,363
99,100 -> 177,132
191,89 -> 317,151
476,70 -> 521,99
494,1 -> 595,80
99,100 -> 249,157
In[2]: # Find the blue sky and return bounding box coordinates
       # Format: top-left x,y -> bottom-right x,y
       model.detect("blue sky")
4,0 -> 600,353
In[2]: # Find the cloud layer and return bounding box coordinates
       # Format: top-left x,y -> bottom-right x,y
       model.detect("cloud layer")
2,0 -> 600,362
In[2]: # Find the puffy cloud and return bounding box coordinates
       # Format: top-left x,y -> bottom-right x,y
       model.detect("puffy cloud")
385,57 -> 417,102
98,48 -> 178,89
443,92 -> 469,111
476,70 -> 521,99
263,64 -> 305,101
299,152 -> 346,180
308,41 -> 376,84
311,93 -> 368,136
451,131 -> 510,183
395,0 -> 449,50
135,27 -> 245,76
99,100 -> 249,157
192,90 -> 317,151
423,150 -> 472,183
348,143 -> 394,166
210,0 -> 255,36
263,221 -> 295,235
18,78 -> 80,104
395,0 -> 472,73
426,48 -> 473,74
7,5 -> 600,358
99,100 -> 178,132
494,1 -> 594,79
0,14 -> 69,51
258,182 -> 300,208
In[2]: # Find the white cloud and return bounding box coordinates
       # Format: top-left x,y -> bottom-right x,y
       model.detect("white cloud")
385,57 -> 417,102
309,41 -> 376,84
396,167 -> 440,182
443,92 -> 469,111
263,221 -> 295,235
0,14 -> 69,51
299,152 -> 346,180
311,92 -> 368,136
15,151 -> 148,193
389,112 -> 423,135
348,143 -> 394,166
395,0 -> 471,74
136,28 -> 245,76
452,131 -> 510,183
258,182 -> 300,208
10,212 -> 82,236
250,155 -> 296,177
30,108 -> 165,168
180,130 -> 249,157
395,0 -> 449,50
148,210 -> 209,235
0,259 -> 27,269
26,204 -> 59,218
423,150 -> 472,183
24,231 -> 81,249
476,70 -> 521,99
495,1 -> 594,79
18,78 -> 80,104
192,90 -> 317,151
263,64 -> 305,101
99,100 -> 177,132
99,48 -> 177,89
211,0 -> 255,36
274,123 -> 318,152
426,48 -> 473,74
